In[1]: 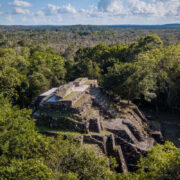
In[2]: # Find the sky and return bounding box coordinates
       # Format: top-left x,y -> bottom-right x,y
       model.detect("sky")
0,0 -> 179,25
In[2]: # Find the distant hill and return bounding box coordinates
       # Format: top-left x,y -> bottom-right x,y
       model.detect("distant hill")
0,24 -> 180,29
99,24 -> 180,29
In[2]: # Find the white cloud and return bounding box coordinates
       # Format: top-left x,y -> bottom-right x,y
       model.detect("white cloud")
36,10 -> 44,17
43,4 -> 57,16
156,0 -> 178,2
98,0 -> 128,15
4,0 -> 180,25
9,0 -> 32,8
127,0 -> 180,17
9,0 -> 32,15
14,7 -> 30,15
96,0 -> 179,18
58,4 -> 77,14
78,6 -> 104,18
43,3 -> 77,16
75,0 -> 180,23
128,0 -> 161,16
98,0 -> 122,12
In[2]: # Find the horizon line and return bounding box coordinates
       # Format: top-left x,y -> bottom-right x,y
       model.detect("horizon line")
0,23 -> 180,26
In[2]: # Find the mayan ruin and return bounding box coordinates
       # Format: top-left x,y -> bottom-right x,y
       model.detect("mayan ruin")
36,77 -> 98,110
1,9 -> 180,178
32,77 -> 164,172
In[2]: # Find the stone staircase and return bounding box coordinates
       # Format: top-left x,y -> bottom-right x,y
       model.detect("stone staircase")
90,88 -> 118,118
82,134 -> 128,173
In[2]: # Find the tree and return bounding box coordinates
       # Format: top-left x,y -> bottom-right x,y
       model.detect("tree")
28,72 -> 49,99
0,98 -> 116,179
137,34 -> 163,51
136,142 -> 180,180
155,45 -> 180,108
46,136 -> 114,180
0,159 -> 52,180
0,98 -> 53,179
0,98 -> 49,160
116,142 -> 180,180
104,54 -> 157,104
17,40 -> 27,47
0,67 -> 23,101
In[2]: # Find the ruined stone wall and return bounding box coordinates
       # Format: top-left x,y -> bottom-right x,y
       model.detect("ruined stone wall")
39,100 -> 72,111
82,134 -> 128,173
74,78 -> 88,86
63,84 -> 75,97
33,78 -> 160,173
71,91 -> 88,105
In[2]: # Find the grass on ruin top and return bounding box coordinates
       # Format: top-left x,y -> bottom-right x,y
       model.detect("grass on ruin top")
88,130 -> 112,136
83,80 -> 94,85
73,94 -> 90,108
37,125 -> 85,137
75,77 -> 84,81
81,108 -> 98,119
63,91 -> 79,100
57,83 -> 72,97
57,87 -> 66,96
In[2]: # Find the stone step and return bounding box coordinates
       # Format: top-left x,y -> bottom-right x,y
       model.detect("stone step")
114,146 -> 128,173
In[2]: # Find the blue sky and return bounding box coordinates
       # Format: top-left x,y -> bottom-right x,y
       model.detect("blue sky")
0,0 -> 179,25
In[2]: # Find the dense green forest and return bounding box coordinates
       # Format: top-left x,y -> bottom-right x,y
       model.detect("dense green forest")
0,25 -> 180,53
0,31 -> 179,109
0,26 -> 180,179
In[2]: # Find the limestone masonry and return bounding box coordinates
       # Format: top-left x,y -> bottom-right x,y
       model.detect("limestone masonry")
33,78 -> 164,173
35,78 -> 97,110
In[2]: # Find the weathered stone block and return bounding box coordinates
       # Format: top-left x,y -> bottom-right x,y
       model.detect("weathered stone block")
114,146 -> 128,173
89,118 -> 101,133
122,120 -> 144,141
106,134 -> 115,156
83,135 -> 106,154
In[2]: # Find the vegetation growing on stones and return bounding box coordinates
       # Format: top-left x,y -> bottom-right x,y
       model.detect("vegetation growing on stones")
0,98 -> 115,180
1,98 -> 179,180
